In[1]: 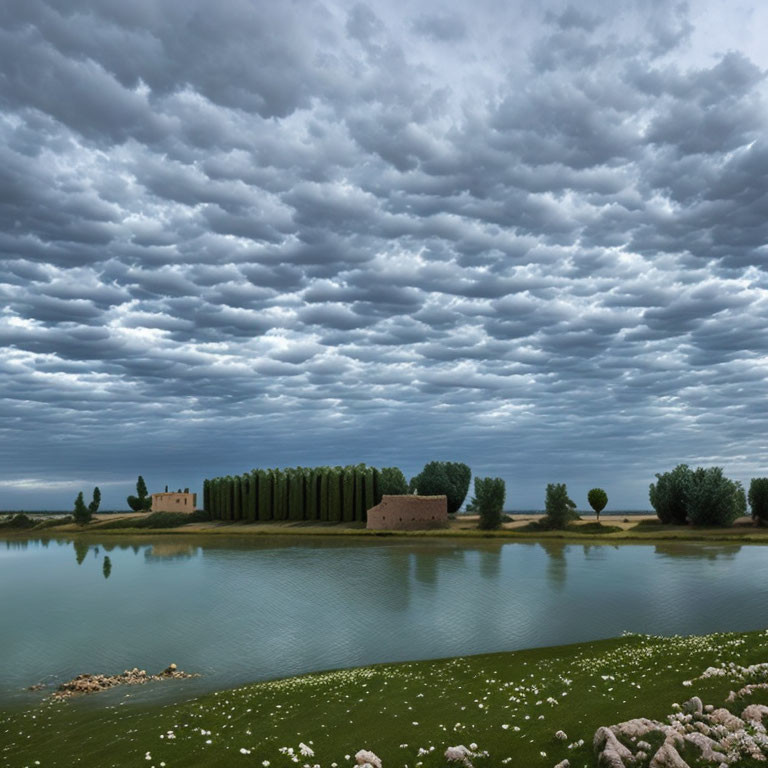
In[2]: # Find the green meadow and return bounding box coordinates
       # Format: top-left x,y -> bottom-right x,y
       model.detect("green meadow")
4,629 -> 768,768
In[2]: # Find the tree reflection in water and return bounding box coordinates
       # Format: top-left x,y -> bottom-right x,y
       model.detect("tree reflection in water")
74,540 -> 89,565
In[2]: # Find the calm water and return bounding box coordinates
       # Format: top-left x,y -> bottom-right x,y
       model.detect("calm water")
1,536 -> 767,706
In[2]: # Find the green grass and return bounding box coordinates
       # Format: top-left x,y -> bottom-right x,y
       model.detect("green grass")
94,511 -> 210,530
3,629 -> 768,768
517,520 -> 623,534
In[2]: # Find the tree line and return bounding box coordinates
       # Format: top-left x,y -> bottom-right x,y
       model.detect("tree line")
203,461 -> 475,523
650,465 -> 768,526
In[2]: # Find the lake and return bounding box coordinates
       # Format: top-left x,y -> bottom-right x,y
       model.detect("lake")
2,535 -> 767,706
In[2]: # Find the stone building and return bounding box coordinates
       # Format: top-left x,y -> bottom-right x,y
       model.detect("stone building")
151,491 -> 197,513
366,495 -> 448,530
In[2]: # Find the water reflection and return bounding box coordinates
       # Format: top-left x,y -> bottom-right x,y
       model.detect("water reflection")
74,540 -> 89,565
1,535 -> 767,708
654,542 -> 742,560
145,543 -> 199,561
3,539 -> 30,551
539,541 -> 567,589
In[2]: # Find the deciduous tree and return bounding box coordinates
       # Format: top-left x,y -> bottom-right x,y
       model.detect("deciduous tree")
472,477 -> 506,530
748,478 -> 768,524
649,464 -> 691,524
543,483 -> 577,529
410,461 -> 471,514
73,491 -> 92,526
587,488 -> 608,522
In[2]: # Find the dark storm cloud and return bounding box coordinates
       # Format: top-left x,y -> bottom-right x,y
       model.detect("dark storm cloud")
2,0 -> 768,509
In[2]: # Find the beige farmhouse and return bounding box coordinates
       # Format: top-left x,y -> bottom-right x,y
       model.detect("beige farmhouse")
366,495 -> 448,530
151,491 -> 197,513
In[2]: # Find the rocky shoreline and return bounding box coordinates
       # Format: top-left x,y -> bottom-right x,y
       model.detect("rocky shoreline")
593,661 -> 768,767
32,664 -> 198,700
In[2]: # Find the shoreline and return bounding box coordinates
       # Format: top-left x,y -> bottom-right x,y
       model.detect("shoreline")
3,512 -> 768,544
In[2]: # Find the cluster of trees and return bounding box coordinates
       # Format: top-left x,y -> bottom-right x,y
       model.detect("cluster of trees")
205,465 -> 383,523
468,479 -> 609,531
73,487 -> 100,526
204,460 -> 474,524
649,465 -> 767,526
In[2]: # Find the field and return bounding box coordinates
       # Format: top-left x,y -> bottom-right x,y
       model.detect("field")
3,629 -> 768,768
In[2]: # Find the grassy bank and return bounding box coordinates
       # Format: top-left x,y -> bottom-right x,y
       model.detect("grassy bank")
3,629 -> 768,767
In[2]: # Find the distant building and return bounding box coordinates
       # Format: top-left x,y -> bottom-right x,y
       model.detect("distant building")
366,495 -> 448,530
151,491 -> 197,513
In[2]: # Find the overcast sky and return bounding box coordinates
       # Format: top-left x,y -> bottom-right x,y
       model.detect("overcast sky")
2,0 -> 768,511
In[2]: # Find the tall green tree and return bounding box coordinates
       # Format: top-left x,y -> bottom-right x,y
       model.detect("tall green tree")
543,483 -> 577,529
328,467 -> 342,522
319,468 -> 330,521
342,467 -> 355,522
649,464 -> 691,524
748,478 -> 768,524
127,475 -> 152,512
73,491 -> 92,526
410,461 -> 471,514
257,469 -> 272,521
203,479 -> 211,516
88,486 -> 101,515
378,467 -> 409,496
364,466 -> 375,512
472,477 -> 506,530
587,488 -> 608,522
686,467 -> 745,527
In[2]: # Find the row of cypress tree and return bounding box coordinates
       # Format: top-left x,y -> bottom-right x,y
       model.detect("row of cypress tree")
203,464 -> 382,523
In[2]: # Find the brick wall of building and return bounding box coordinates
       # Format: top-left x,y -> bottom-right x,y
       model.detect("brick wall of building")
366,495 -> 448,530
150,492 -> 197,513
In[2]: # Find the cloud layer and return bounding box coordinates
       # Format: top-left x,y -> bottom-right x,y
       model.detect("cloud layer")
2,0 -> 768,509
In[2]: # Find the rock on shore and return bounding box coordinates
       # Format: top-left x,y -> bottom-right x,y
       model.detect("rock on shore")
49,664 -> 197,700
594,692 -> 768,767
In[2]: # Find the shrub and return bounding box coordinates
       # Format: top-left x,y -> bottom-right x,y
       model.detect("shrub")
73,491 -> 92,526
748,478 -> 768,524
587,488 -> 608,522
649,464 -> 691,524
98,511 -> 206,530
686,467 -> 745,527
378,467 -> 409,496
543,483 -> 577,529
0,513 -> 36,529
471,477 -> 506,530
410,461 -> 471,514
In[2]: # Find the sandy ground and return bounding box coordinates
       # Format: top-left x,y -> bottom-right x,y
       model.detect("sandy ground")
84,511 -> 758,533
